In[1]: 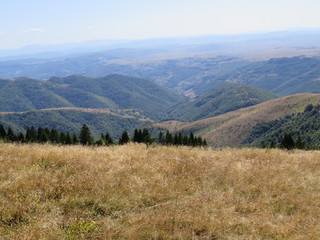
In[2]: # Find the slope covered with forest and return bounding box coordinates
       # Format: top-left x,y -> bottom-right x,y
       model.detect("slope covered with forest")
168,83 -> 277,121
0,108 -> 151,139
156,93 -> 320,147
225,56 -> 320,96
0,74 -> 183,120
243,104 -> 320,148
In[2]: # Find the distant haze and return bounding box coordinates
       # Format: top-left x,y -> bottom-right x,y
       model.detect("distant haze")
1,0 -> 320,50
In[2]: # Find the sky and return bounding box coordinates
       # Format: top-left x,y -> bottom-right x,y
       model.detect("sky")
1,0 -> 320,50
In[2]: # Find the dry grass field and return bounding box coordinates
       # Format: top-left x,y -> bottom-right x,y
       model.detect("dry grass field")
0,143 -> 319,239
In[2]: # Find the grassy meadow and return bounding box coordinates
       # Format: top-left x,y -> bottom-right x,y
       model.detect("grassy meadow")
0,143 -> 319,239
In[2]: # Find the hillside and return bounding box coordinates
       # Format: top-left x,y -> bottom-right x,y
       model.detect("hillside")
158,93 -> 320,147
1,143 -> 319,239
0,75 -> 183,120
0,108 -> 151,139
243,104 -> 320,148
168,83 -> 277,121
225,56 -> 320,95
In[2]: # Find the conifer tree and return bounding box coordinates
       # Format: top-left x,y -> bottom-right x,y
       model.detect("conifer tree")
79,124 -> 93,145
0,124 -> 6,139
119,131 -> 130,145
165,130 -> 173,145
177,133 -> 183,145
26,126 -> 37,142
60,132 -> 66,144
295,135 -> 305,149
173,134 -> 179,145
100,133 -> 105,140
72,133 -> 79,144
196,136 -> 203,146
269,139 -> 276,148
65,133 -> 72,145
44,127 -> 50,137
105,132 -> 114,145
189,132 -> 195,146
183,135 -> 189,145
37,126 -> 49,143
7,127 -> 16,142
203,139 -> 208,146
158,131 -> 164,144
17,132 -> 25,143
142,128 -> 153,145
133,129 -> 138,143
280,133 -> 295,150
49,128 -> 60,143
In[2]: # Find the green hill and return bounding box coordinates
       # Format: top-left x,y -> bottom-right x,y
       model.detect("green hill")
156,94 -> 320,147
0,108 -> 152,139
168,83 -> 277,121
0,74 -> 183,120
243,104 -> 320,148
225,56 -> 320,96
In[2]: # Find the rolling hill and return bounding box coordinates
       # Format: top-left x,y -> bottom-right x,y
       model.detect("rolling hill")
0,74 -> 184,120
243,104 -> 320,148
155,93 -> 320,147
168,83 -> 277,121
225,56 -> 320,96
0,108 -> 152,140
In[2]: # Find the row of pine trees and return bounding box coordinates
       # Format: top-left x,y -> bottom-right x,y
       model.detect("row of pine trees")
118,129 -> 207,147
266,133 -> 306,150
0,124 -> 207,147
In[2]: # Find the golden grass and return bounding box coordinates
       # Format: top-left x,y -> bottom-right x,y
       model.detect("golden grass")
0,143 -> 319,239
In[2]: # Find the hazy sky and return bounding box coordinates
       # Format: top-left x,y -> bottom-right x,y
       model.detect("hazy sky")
1,0 -> 320,49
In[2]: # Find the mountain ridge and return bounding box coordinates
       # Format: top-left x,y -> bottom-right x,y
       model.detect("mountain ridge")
0,74 -> 184,120
155,93 -> 320,147
168,83 -> 278,121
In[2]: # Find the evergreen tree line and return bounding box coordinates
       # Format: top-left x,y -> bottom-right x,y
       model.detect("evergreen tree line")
0,125 -> 80,144
0,124 -> 207,147
157,130 -> 207,147
117,129 -> 207,147
265,133 -> 306,150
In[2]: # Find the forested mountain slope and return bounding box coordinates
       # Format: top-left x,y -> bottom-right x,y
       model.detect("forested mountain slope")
168,83 -> 277,121
0,74 -> 184,120
156,93 -> 320,147
0,108 -> 151,139
225,56 -> 320,96
243,104 -> 320,148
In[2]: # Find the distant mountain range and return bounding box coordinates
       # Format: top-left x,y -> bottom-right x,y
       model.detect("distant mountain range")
1,30 -> 320,60
1,54 -> 320,97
